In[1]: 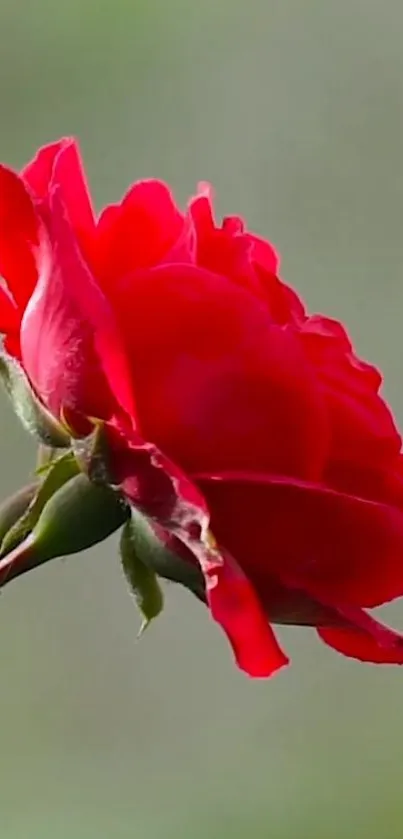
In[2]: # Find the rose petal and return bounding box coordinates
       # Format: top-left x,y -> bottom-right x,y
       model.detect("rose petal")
188,186 -> 264,299
270,579 -> 403,662
0,286 -> 19,335
113,263 -> 328,480
195,472 -> 403,610
0,165 -> 40,309
22,138 -> 95,258
247,232 -> 280,274
318,616 -> 403,664
96,180 -> 187,286
105,424 -> 287,677
188,185 -> 303,325
300,315 -> 401,500
20,187 -> 135,424
207,550 -> 289,677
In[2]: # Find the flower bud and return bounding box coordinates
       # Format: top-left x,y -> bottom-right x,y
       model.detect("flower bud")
0,473 -> 129,588
0,451 -> 79,558
0,483 -> 38,546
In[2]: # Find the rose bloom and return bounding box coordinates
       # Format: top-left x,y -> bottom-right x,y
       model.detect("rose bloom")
1,137 -> 403,677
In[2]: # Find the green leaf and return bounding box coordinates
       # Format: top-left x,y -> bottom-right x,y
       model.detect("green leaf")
120,516 -> 164,635
0,352 -> 70,448
0,451 -> 79,557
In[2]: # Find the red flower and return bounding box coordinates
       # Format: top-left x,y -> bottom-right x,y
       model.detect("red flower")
1,137 -> 403,677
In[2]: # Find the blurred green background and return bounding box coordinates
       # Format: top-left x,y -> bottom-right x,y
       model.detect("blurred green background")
1,1 -> 403,837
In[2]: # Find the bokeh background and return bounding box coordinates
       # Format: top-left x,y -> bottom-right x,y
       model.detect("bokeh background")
1,1 -> 403,837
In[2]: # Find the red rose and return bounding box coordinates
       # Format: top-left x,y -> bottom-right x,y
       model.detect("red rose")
1,137 -> 403,677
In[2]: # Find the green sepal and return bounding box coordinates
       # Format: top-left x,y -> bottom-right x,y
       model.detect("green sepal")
76,424 -> 206,602
73,422 -> 111,485
127,509 -> 205,601
0,353 -> 70,448
0,451 -> 80,558
74,422 -> 205,604
35,444 -> 58,473
120,515 -> 164,635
